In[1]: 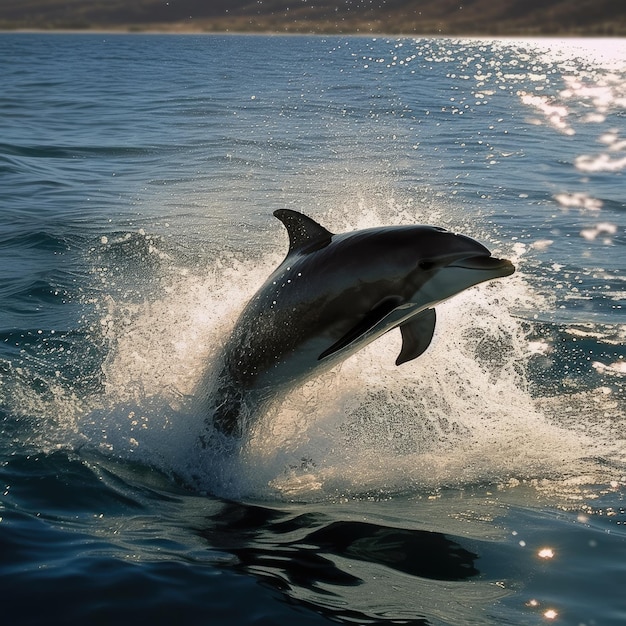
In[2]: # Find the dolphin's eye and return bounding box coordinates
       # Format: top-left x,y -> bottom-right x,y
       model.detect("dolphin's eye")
418,260 -> 435,271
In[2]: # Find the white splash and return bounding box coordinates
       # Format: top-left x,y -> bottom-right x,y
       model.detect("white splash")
14,209 -> 624,502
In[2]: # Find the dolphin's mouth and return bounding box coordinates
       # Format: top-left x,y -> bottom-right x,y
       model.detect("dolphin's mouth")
450,255 -> 516,276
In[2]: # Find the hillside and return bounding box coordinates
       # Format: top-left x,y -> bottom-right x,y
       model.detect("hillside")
0,0 -> 624,35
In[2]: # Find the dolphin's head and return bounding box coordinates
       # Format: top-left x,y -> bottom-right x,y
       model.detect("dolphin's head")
313,224 -> 515,365
402,226 -> 515,308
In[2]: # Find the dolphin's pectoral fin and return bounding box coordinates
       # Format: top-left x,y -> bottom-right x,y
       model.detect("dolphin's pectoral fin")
274,209 -> 334,256
318,297 -> 403,361
395,308 -> 437,366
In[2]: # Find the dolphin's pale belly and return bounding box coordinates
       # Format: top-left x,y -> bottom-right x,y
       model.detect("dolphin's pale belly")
261,302 -> 435,386
209,302 -> 423,435
254,335 -> 335,390
206,334 -> 329,438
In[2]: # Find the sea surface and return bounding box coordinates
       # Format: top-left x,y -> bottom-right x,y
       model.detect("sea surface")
1,33 -> 625,625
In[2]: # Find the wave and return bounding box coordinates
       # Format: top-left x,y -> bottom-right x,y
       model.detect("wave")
0,141 -> 163,160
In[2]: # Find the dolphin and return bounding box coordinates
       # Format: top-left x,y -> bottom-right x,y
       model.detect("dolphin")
203,210 -> 515,439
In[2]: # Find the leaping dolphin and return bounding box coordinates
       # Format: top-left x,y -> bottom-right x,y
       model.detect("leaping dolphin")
203,210 -> 515,439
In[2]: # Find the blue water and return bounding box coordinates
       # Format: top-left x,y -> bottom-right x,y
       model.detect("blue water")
1,33 -> 625,625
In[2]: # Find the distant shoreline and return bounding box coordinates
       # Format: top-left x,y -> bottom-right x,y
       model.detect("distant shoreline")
2,0 -> 624,38
2,28 -> 625,39
1,19 -> 625,38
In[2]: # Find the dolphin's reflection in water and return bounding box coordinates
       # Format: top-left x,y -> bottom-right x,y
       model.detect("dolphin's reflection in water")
198,501 -> 487,625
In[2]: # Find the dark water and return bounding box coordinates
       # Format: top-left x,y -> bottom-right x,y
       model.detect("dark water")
1,34 -> 625,625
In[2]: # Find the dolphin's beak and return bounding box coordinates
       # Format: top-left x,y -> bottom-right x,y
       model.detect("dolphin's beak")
449,255 -> 516,276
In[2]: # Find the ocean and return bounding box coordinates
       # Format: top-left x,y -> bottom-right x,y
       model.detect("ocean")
0,33 -> 624,625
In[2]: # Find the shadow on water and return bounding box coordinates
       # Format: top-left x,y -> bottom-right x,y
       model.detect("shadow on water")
198,501 -> 482,625
0,450 -> 500,626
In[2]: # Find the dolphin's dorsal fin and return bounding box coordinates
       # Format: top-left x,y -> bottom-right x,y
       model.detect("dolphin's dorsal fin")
395,308 -> 436,366
274,209 -> 333,256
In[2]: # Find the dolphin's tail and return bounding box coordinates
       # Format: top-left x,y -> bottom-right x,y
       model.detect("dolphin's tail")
211,394 -> 244,438
199,379 -> 257,446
